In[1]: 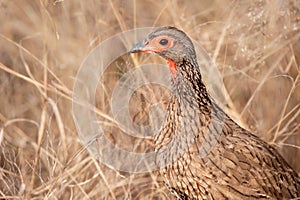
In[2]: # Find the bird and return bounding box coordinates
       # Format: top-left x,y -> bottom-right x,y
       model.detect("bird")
130,26 -> 300,199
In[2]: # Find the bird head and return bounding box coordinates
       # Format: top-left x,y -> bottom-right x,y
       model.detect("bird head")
130,26 -> 197,68
130,27 -> 204,103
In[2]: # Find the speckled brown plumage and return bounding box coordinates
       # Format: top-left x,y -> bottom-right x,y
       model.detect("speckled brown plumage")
130,26 -> 300,199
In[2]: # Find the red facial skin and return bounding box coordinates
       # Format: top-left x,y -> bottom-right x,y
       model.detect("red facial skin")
142,36 -> 177,78
166,59 -> 177,78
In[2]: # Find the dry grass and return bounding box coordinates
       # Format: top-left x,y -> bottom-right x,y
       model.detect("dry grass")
0,0 -> 300,199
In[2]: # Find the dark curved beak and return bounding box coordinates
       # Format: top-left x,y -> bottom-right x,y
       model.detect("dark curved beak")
129,39 -> 152,53
130,41 -> 144,53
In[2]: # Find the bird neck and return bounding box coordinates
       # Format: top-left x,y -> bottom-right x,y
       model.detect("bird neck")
154,58 -> 236,166
155,59 -> 231,164
171,58 -> 208,106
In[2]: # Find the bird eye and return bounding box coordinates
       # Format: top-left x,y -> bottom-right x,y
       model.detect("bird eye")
159,39 -> 168,45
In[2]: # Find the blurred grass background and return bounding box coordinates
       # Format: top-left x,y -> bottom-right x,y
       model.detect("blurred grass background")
0,0 -> 300,199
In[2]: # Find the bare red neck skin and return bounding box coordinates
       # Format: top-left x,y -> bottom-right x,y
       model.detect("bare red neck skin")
167,59 -> 177,78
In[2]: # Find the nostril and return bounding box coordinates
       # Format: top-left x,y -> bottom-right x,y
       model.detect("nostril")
144,41 -> 149,46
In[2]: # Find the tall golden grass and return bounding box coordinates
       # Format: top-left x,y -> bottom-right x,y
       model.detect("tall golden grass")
0,0 -> 299,199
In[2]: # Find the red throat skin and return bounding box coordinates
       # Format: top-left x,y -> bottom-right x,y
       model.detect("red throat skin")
167,59 -> 177,78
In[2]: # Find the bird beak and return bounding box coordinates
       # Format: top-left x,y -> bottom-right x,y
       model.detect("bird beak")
129,39 -> 152,53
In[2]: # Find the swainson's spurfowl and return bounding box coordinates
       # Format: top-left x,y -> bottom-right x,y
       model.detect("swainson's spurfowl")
130,26 -> 300,199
